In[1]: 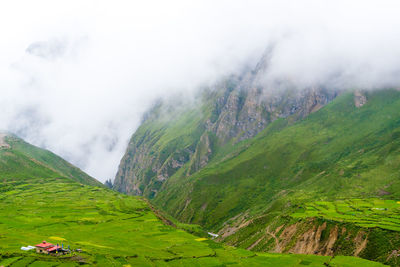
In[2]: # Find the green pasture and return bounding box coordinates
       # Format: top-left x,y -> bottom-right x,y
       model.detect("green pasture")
292,198 -> 400,231
0,178 -> 384,266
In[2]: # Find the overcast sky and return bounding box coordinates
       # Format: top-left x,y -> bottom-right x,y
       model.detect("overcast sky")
1,0 -> 400,182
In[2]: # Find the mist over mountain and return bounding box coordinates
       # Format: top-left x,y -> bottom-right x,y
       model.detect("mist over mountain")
1,0 -> 400,182
2,1 -> 400,266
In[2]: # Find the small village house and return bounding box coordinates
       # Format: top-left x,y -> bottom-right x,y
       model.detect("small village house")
35,241 -> 68,255
35,241 -> 54,254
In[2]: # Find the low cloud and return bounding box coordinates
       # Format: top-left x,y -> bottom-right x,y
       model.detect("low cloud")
0,0 -> 399,181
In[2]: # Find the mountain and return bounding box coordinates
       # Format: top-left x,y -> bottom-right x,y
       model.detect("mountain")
0,134 -> 381,266
113,63 -> 400,265
114,69 -> 338,197
0,133 -> 102,187
153,90 -> 400,225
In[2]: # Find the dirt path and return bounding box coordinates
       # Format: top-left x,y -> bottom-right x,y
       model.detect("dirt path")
247,226 -> 281,252
0,133 -> 10,148
247,235 -> 265,250
266,227 -> 281,252
143,198 -> 177,228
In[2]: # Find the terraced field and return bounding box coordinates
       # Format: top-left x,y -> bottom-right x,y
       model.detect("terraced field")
0,177 -> 385,266
0,133 -> 389,266
292,199 -> 400,231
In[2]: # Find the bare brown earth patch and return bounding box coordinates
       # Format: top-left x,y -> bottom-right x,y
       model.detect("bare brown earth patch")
354,90 -> 367,107
247,235 -> 267,250
378,189 -> 392,196
289,222 -> 326,254
323,225 -> 338,256
218,212 -> 251,240
0,133 -> 10,149
276,222 -> 299,251
354,231 -> 368,256
266,226 -> 281,252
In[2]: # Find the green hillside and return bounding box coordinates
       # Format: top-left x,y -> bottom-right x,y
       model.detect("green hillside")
0,175 -> 383,266
0,134 -> 102,187
114,89 -> 400,265
0,134 -> 382,266
154,90 -> 400,227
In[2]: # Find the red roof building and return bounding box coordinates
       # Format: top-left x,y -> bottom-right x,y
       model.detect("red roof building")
46,245 -> 61,253
35,241 -> 54,248
34,240 -> 68,255
35,241 -> 54,254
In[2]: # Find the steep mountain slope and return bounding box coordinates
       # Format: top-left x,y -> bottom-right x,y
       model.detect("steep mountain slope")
114,88 -> 400,265
0,136 -> 380,266
0,133 -> 101,187
155,90 -> 400,227
114,72 -> 338,197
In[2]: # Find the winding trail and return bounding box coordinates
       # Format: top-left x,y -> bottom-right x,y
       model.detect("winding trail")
247,226 -> 281,252
266,227 -> 281,252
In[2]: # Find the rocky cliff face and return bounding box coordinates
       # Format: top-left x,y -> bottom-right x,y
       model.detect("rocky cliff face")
217,211 -> 400,266
354,90 -> 367,107
0,133 -> 11,149
113,54 -> 339,197
218,215 -> 395,260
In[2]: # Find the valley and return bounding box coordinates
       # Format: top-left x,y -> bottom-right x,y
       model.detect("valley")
0,134 -> 383,266
2,72 -> 400,267
2,1 -> 400,266
113,86 -> 400,266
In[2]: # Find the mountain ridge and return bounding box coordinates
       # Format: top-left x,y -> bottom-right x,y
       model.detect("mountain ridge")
113,79 -> 400,266
0,133 -> 102,187
113,66 -> 340,197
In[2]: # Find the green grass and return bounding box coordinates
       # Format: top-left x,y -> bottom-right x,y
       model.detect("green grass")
292,199 -> 400,231
0,135 -> 382,266
0,135 -> 101,187
153,90 -> 400,230
0,177 -> 384,266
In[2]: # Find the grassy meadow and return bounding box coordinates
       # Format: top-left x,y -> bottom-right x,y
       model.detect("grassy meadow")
292,199 -> 400,232
0,176 -> 385,266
